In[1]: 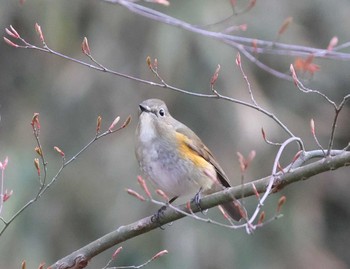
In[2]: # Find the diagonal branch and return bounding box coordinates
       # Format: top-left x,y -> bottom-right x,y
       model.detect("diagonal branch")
50,150 -> 350,269
104,0 -> 350,65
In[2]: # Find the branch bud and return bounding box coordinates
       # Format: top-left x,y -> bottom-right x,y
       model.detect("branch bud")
252,183 -> 260,199
310,118 -> 315,136
5,27 -> 19,39
327,36 -> 338,51
126,188 -> 146,202
35,23 -> 45,43
54,146 -> 65,157
120,115 -> 132,129
235,52 -> 241,66
3,189 -> 13,202
0,157 -> 8,170
277,196 -> 286,213
258,211 -> 265,225
34,158 -> 40,176
152,250 -> 168,260
9,25 -> 20,38
210,64 -> 221,86
112,246 -> 123,259
156,189 -> 169,201
278,17 -> 293,36
31,113 -> 40,130
146,56 -> 152,69
35,147 -> 43,157
21,260 -> 26,269
3,37 -> 19,48
137,175 -> 152,198
108,116 -> 120,131
96,115 -> 102,133
82,37 -> 91,55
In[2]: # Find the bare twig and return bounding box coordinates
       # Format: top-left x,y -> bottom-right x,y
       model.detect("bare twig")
103,249 -> 168,269
104,1 -> 350,69
4,25 -> 295,138
291,65 -> 350,155
0,115 -> 131,236
327,94 -> 350,155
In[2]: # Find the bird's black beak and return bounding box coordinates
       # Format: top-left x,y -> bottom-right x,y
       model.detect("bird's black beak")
139,104 -> 150,113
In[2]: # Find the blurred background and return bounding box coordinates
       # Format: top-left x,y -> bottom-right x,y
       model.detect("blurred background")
1,0 -> 350,268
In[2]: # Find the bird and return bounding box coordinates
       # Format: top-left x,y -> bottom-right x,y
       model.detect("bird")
135,98 -> 242,221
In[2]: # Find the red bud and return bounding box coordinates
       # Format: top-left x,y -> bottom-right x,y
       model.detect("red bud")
152,250 -> 168,260
35,23 -> 44,42
108,116 -> 120,131
126,189 -> 146,202
277,196 -> 286,213
82,37 -> 91,55
327,36 -> 338,51
210,64 -> 221,86
156,189 -> 169,201
137,175 -> 152,198
112,246 -> 123,259
3,37 -> 19,48
53,146 -> 65,157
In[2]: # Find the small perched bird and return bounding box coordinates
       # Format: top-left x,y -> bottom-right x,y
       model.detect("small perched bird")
135,99 -> 242,221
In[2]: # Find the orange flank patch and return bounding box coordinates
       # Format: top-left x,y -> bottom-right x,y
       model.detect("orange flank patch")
175,132 -> 209,169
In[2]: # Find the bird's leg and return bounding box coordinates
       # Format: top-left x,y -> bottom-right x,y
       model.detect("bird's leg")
151,196 -> 178,227
192,188 -> 207,215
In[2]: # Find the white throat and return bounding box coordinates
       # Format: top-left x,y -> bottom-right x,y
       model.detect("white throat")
138,113 -> 157,143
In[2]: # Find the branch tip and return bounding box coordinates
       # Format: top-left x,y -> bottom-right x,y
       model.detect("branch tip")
35,23 -> 45,43
156,189 -> 169,201
258,211 -> 265,225
96,115 -> 102,133
137,175 -> 152,198
277,196 -> 286,213
53,146 -> 65,157
112,246 -> 123,259
278,17 -> 293,36
35,146 -> 43,157
121,115 -> 132,129
82,37 -> 91,55
126,188 -> 146,202
3,37 -> 19,48
31,113 -> 40,129
21,260 -> 26,269
235,52 -> 241,66
34,158 -> 40,176
310,118 -> 315,136
152,250 -> 168,260
108,116 -> 120,131
210,64 -> 221,85
327,36 -> 338,51
9,25 -> 20,38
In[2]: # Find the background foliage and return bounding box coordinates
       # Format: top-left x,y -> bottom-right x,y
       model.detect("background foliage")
1,1 -> 350,268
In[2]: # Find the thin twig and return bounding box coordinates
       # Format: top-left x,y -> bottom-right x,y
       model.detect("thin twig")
0,116 -> 130,236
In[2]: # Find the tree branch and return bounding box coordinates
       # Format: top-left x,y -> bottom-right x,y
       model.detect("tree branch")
104,0 -> 350,67
50,150 -> 350,269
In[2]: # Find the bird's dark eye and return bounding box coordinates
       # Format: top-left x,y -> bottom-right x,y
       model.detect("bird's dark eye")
159,108 -> 165,117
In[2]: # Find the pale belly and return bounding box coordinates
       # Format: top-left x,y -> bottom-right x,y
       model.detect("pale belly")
137,141 -> 214,198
